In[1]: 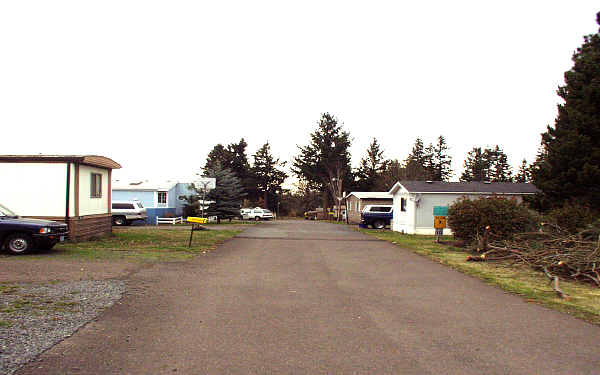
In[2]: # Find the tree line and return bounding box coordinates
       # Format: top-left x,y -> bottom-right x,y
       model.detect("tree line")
189,11 -> 600,219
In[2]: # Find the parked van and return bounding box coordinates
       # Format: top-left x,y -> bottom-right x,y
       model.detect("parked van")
111,200 -> 148,226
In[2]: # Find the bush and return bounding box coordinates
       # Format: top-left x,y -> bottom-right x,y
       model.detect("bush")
447,196 -> 537,243
544,201 -> 597,234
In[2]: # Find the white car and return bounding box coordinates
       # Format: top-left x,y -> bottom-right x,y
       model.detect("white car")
111,200 -> 148,226
245,207 -> 274,221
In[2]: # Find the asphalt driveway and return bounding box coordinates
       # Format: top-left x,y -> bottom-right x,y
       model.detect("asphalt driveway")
17,221 -> 600,374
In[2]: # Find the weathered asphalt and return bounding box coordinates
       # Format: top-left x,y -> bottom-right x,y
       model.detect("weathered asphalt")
18,221 -> 600,374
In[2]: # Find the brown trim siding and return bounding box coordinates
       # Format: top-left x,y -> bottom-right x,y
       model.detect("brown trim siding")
25,213 -> 111,220
74,163 -> 80,217
0,155 -> 121,169
108,169 -> 112,214
24,214 -> 113,241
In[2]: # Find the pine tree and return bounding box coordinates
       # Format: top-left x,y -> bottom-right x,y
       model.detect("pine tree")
204,144 -> 231,172
488,145 -> 512,182
374,159 -> 406,191
460,147 -> 489,182
226,139 -> 250,181
404,138 -> 428,180
203,164 -> 246,223
292,113 -> 353,211
461,145 -> 512,182
355,138 -> 388,191
514,159 -> 531,183
430,136 -> 453,181
533,12 -> 600,210
423,143 -> 436,180
252,142 -> 288,210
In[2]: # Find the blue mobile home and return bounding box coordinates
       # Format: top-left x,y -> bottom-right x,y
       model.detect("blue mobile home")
112,180 -> 195,224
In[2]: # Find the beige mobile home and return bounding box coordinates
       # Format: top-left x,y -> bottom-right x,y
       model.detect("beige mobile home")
389,181 -> 538,235
0,155 -> 121,240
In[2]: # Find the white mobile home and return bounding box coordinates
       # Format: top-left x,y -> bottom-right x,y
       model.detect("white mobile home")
389,181 -> 538,235
0,155 -> 121,240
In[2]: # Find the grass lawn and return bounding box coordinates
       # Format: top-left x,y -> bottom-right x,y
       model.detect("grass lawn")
360,229 -> 600,326
23,227 -> 243,262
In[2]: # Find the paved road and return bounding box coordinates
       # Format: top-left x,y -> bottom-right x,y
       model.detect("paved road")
18,221 -> 600,374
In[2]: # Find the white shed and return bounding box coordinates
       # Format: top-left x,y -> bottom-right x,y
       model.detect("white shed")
388,181 -> 538,235
0,155 -> 122,240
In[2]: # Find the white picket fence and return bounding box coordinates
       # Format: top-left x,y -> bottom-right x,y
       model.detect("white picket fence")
156,216 -> 184,225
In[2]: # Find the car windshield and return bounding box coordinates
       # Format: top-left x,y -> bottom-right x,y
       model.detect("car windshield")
0,204 -> 18,217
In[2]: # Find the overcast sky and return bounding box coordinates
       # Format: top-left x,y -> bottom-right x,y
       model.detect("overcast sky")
1,1 -> 598,188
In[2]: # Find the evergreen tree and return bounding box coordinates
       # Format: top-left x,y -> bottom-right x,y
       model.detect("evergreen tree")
514,159 -> 531,183
226,138 -> 251,181
227,138 -> 257,201
252,142 -> 288,210
204,144 -> 232,172
423,143 -> 436,180
460,147 -> 489,182
461,145 -> 512,182
355,138 -> 388,191
203,163 -> 246,223
431,136 -> 453,181
404,138 -> 428,180
488,145 -> 512,182
292,113 -> 353,210
533,12 -> 600,210
374,159 -> 406,191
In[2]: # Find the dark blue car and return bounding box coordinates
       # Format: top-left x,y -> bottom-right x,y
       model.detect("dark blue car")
0,204 -> 69,255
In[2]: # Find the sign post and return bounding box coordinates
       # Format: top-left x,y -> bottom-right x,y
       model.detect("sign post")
433,206 -> 448,243
186,216 -> 208,247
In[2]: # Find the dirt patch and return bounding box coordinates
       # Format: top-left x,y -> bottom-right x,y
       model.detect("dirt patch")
0,258 -> 140,283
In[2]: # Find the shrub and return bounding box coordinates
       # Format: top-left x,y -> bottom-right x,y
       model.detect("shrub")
447,196 -> 537,243
544,201 -> 597,234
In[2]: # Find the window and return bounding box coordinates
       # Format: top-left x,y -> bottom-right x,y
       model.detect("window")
91,173 -> 102,198
112,203 -> 135,209
158,191 -> 167,204
401,198 -> 407,212
371,206 -> 392,213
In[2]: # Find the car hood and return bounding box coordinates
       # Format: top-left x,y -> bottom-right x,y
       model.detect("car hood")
0,217 -> 67,227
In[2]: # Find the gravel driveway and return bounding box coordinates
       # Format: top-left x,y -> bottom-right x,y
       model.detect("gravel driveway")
1,280 -> 125,375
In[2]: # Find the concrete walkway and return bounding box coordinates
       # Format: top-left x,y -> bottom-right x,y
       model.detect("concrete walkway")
18,221 -> 600,374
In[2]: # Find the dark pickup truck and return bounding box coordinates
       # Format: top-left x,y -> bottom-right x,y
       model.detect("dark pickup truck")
360,205 -> 393,229
0,203 -> 69,255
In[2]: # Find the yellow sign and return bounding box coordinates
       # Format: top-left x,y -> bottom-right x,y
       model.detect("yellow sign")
434,216 -> 446,229
187,217 -> 208,224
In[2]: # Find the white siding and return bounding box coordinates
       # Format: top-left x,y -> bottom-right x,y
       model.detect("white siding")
78,165 -> 110,216
0,163 -> 67,216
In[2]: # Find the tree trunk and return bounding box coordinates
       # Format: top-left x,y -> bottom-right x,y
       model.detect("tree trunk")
264,191 -> 269,210
322,191 -> 329,219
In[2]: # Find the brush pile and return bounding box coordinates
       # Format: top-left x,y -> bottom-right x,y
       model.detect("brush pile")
466,224 -> 600,299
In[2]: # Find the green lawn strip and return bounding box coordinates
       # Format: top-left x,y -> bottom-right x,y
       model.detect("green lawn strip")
12,228 -> 242,262
359,229 -> 600,325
